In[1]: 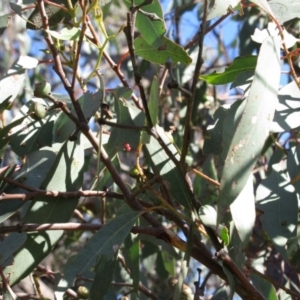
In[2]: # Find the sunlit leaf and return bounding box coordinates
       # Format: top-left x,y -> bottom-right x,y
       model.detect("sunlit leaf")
256,157 -> 297,260
249,0 -> 275,18
217,35 -> 281,224
207,0 -> 240,20
0,56 -> 38,109
46,28 -> 82,41
230,175 -> 255,247
200,56 -> 257,85
134,36 -> 192,65
0,13 -> 12,37
269,0 -> 300,23
270,81 -> 300,133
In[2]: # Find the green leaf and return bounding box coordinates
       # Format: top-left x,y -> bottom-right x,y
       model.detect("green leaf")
0,148 -> 57,224
230,175 -> 255,248
256,156 -> 298,260
0,233 -> 27,268
0,13 -> 12,37
134,36 -> 192,65
200,56 -> 257,85
144,126 -> 193,210
207,0 -> 241,20
211,286 -> 230,300
26,0 -> 77,30
269,0 -> 300,23
0,56 -> 38,108
148,76 -> 159,126
288,145 -> 300,195
9,105 -> 55,156
249,0 -> 276,18
46,27 -> 82,41
135,0 -> 165,48
0,164 -> 16,194
3,139 -> 84,285
124,233 -> 140,292
220,227 -> 230,246
90,253 -> 119,300
55,208 -> 140,298
203,106 -> 228,155
251,274 -> 278,300
270,81 -> 300,133
53,89 -> 102,143
217,35 -> 281,224
287,236 -> 300,272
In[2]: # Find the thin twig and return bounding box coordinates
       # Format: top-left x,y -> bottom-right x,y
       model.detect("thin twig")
37,0 -> 87,124
180,0 -> 208,166
71,0 -> 88,90
0,190 -> 122,201
216,250 -> 265,300
124,12 -> 153,128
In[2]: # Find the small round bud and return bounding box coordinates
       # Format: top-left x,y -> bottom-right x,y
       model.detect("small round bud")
28,102 -> 47,120
34,81 -> 52,98
77,286 -> 89,299
129,166 -> 140,178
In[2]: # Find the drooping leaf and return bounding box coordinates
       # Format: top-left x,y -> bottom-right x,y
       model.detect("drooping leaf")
200,56 -> 257,85
230,175 -> 255,248
286,235 -> 300,272
9,103 -> 55,156
211,286 -> 231,300
46,27 -> 82,41
269,0 -> 300,24
251,274 -> 278,300
0,233 -> 27,268
0,165 -> 16,194
251,22 -> 298,48
270,81 -> 300,133
207,0 -> 241,21
3,139 -> 85,285
134,36 -> 192,65
193,155 -> 219,206
287,145 -> 300,196
0,13 -> 12,37
90,252 -> 119,300
256,157 -> 297,260
0,148 -> 57,224
217,35 -> 280,224
123,233 -> 140,292
203,106 -> 229,155
249,0 -> 275,18
135,0 -> 165,48
148,76 -> 159,126
55,208 -> 140,298
228,224 -> 245,270
0,56 -> 38,109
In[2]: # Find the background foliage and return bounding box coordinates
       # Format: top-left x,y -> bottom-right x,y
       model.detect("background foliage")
1,0 -> 300,299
